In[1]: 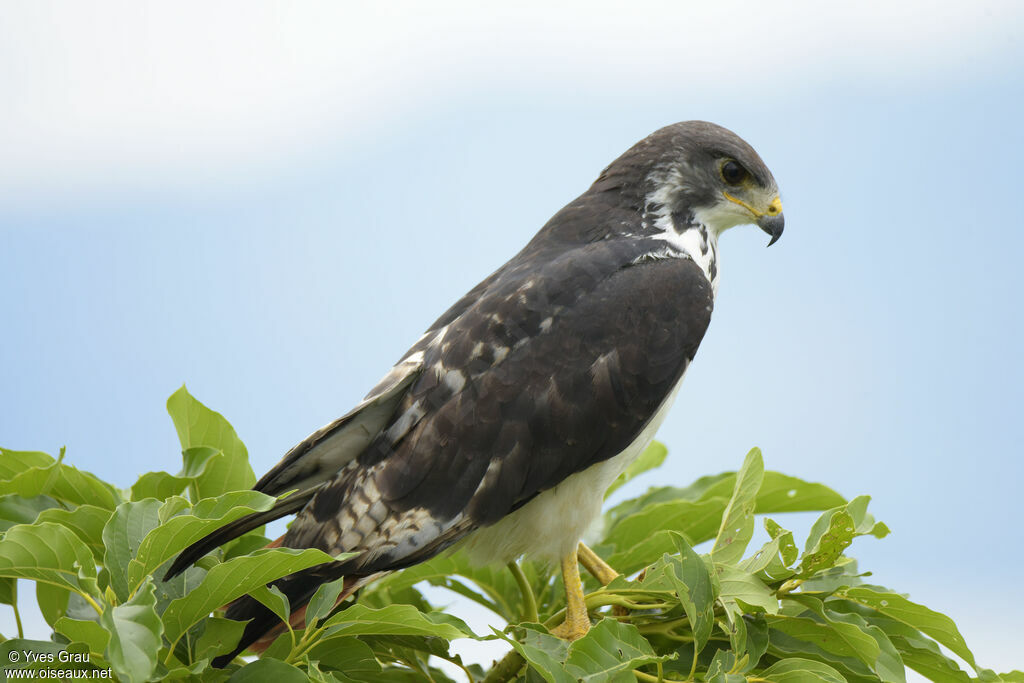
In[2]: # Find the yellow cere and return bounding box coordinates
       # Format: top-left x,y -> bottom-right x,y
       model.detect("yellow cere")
723,191 -> 783,218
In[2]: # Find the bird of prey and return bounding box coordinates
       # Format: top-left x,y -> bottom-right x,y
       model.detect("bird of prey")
166,120 -> 784,665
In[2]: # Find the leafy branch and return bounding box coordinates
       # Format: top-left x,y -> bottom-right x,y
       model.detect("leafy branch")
0,386 -> 1019,682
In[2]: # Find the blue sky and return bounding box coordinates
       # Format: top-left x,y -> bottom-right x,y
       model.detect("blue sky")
2,1 -> 1022,674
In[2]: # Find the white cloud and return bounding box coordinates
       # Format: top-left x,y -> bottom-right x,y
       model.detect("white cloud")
0,0 -> 1019,202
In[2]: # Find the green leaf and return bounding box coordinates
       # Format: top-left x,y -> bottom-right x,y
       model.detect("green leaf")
741,518 -> 798,581
227,657 -> 310,682
372,551 -> 528,623
800,497 -> 888,579
100,579 -> 163,683
305,637 -> 381,678
767,613 -> 880,680
491,624 -> 573,683
35,505 -> 112,562
841,585 -> 976,669
0,449 -> 121,510
605,441 -> 667,497
611,469 -> 843,527
101,499 -> 163,602
564,619 -> 674,682
0,494 -> 59,532
786,594 -> 904,683
54,617 -> 111,657
604,473 -> 732,525
222,532 -> 273,561
0,576 -> 13,605
754,473 -> 847,513
194,617 -> 247,663
720,608 -> 750,657
605,499 -> 728,573
306,576 -> 347,626
711,448 -> 764,564
130,470 -> 191,501
321,603 -> 475,639
759,658 -> 848,683
0,449 -> 54,480
706,649 -> 744,683
0,522 -> 99,600
157,495 -> 193,523
667,532 -> 715,652
129,490 -> 276,586
36,581 -> 71,626
799,511 -> 856,577
716,564 -> 778,615
250,584 -> 291,627
179,446 -> 221,478
161,547 -> 334,646
846,496 -> 890,539
800,559 -> 864,593
698,471 -> 847,515
744,615 -> 771,671
848,608 -> 972,683
606,497 -> 727,550
166,386 -> 256,499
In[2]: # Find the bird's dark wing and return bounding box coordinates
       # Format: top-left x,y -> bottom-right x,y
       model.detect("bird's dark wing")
286,240 -> 714,567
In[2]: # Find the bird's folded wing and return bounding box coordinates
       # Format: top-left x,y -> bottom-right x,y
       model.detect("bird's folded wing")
283,245 -> 714,573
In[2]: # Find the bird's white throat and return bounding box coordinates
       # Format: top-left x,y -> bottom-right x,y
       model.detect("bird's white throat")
640,209 -> 721,296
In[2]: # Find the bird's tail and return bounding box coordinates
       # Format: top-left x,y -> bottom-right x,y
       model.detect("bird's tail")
164,492 -> 315,581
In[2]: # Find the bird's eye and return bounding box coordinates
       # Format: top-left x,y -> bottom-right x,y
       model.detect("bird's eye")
720,159 -> 748,185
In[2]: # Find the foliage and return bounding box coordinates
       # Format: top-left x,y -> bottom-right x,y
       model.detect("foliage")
0,387 -> 1018,682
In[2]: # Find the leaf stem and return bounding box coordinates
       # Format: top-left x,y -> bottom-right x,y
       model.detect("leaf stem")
482,648 -> 526,683
76,590 -> 103,616
506,561 -> 538,624
286,624 -> 326,665
637,616 -> 689,634
11,581 -> 24,639
634,670 -> 685,682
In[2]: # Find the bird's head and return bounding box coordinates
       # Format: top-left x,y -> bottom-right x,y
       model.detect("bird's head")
603,121 -> 784,246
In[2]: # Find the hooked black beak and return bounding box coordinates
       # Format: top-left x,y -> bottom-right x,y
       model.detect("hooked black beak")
757,213 -> 784,247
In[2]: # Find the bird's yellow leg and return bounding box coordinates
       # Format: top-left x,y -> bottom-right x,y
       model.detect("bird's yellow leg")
549,547 -> 590,641
577,542 -> 619,585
